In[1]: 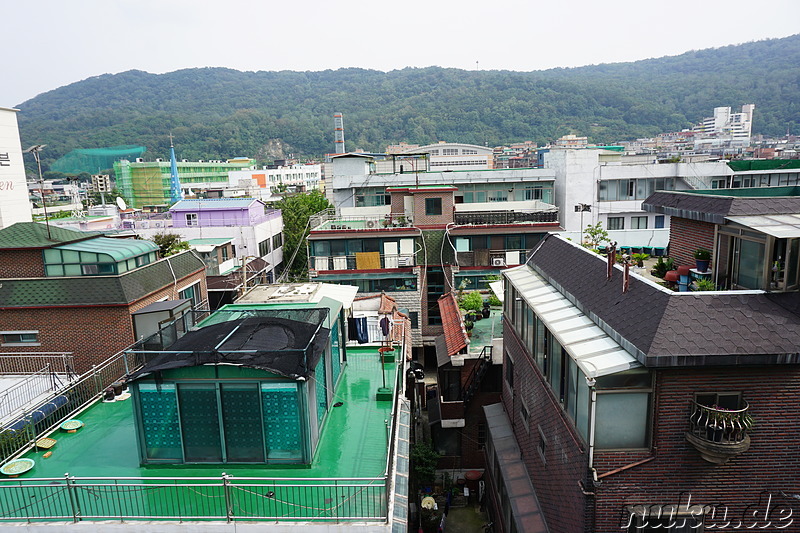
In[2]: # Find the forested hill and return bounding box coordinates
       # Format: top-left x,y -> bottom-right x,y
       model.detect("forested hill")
17,34 -> 800,169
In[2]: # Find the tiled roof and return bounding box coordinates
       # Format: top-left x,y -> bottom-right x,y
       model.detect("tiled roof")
0,250 -> 204,308
437,292 -> 468,357
0,222 -> 99,250
643,191 -> 800,224
526,236 -> 800,367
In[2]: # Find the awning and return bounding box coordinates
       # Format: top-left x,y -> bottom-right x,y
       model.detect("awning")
504,266 -> 641,378
726,214 -> 800,238
489,280 -> 504,304
313,283 -> 358,310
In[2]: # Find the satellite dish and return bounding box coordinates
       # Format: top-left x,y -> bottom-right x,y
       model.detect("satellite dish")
116,197 -> 127,211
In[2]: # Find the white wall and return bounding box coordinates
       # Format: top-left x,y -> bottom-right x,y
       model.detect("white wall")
0,108 -> 33,228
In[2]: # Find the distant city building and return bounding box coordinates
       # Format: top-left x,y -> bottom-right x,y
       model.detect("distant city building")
0,107 -> 33,229
402,142 -> 493,171
692,104 -> 755,151
228,164 -> 322,197
554,134 -> 589,148
114,158 -> 255,209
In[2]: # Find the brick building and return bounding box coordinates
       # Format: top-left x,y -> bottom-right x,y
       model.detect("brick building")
0,222 -> 207,372
490,233 -> 800,532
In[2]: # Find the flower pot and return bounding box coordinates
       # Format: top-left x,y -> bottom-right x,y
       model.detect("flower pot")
481,308 -> 490,318
695,259 -> 710,273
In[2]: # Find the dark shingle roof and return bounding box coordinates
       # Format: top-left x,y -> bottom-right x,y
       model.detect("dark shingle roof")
0,222 -> 99,250
643,191 -> 800,224
527,236 -> 800,367
0,250 -> 204,308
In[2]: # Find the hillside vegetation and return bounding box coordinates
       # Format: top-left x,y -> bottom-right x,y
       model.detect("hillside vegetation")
17,34 -> 800,170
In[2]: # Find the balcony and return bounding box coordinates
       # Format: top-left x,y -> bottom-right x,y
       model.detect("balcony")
309,209 -> 415,232
311,253 -> 416,271
453,200 -> 558,226
685,401 -> 752,464
455,248 -> 528,267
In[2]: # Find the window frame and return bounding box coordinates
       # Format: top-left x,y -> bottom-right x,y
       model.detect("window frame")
607,216 -> 625,230
425,197 -> 443,216
1,331 -> 40,346
185,213 -> 198,227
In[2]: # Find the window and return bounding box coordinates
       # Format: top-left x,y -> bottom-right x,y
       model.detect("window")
409,312 -> 419,329
505,351 -> 514,390
272,233 -> 283,250
477,423 -> 487,450
631,216 -> 648,229
520,398 -> 530,432
185,213 -> 198,226
654,215 -> 665,229
442,148 -> 458,155
258,239 -> 271,257
179,282 -> 201,308
221,246 -> 229,261
537,425 -> 547,464
425,197 -> 442,216
608,217 -> 624,230
1,331 -> 39,345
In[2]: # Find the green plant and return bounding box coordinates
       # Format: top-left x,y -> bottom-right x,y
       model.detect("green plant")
651,257 -> 669,278
632,252 -> 650,265
582,221 -> 609,249
487,293 -> 502,307
694,279 -> 716,291
464,320 -> 474,331
411,441 -> 440,486
459,291 -> 484,313
694,248 -> 711,260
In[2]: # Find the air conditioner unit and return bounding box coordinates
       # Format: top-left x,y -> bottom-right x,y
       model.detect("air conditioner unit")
492,257 -> 506,267
366,220 -> 376,229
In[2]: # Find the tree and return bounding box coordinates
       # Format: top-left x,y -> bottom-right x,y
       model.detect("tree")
273,190 -> 333,281
583,221 -> 609,249
152,232 -> 189,257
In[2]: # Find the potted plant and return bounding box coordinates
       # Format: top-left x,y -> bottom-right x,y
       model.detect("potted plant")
632,252 -> 650,268
464,320 -> 474,337
694,279 -> 716,291
694,248 -> 711,272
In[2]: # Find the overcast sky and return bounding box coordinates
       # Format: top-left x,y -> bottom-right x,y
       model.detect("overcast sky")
2,0 -> 798,107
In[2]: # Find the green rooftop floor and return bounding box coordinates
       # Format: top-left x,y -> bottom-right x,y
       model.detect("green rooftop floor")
0,349 -> 398,522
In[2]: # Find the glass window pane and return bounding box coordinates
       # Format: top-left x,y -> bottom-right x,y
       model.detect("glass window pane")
595,392 -> 649,448
138,383 -> 183,461
221,383 -> 265,462
179,384 -> 222,462
261,383 -> 304,462
736,239 -> 765,289
576,372 -> 590,442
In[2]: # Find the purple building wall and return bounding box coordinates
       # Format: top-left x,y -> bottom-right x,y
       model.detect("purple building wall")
170,199 -> 279,228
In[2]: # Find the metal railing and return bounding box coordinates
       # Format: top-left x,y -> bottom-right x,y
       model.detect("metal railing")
0,350 -> 142,465
309,209 -> 415,231
687,401 -> 752,445
0,366 -> 64,424
454,209 -> 558,225
311,253 -> 416,271
0,353 -> 74,375
0,475 -> 387,523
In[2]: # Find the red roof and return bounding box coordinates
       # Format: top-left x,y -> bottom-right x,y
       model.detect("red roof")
437,292 -> 468,356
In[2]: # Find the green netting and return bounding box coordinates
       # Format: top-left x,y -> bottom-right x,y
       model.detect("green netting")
50,145 -> 147,174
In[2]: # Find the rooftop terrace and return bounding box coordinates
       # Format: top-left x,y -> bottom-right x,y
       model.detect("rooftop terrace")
0,346 -> 405,526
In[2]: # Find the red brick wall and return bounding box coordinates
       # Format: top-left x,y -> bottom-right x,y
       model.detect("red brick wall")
0,249 -> 46,277
502,321 -> 589,533
669,218 -> 715,268
593,366 -> 800,532
0,270 -> 207,373
390,191 -> 406,214
413,191 -> 455,226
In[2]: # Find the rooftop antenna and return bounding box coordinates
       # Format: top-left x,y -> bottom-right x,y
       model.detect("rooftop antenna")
23,144 -> 50,239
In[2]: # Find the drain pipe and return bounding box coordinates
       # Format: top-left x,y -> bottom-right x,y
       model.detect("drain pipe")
586,376 -> 598,484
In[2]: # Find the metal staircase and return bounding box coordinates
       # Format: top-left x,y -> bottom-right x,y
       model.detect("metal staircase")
460,345 -> 493,406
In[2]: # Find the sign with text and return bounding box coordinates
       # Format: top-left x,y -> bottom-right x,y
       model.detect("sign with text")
0,108 -> 33,227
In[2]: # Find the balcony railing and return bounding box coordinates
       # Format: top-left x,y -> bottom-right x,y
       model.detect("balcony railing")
454,209 -> 558,225
311,254 -> 416,271
686,401 -> 752,464
455,249 -> 529,268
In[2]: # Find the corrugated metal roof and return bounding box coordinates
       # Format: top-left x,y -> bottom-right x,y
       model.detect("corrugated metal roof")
505,266 -> 641,378
726,214 -> 800,238
55,237 -> 158,261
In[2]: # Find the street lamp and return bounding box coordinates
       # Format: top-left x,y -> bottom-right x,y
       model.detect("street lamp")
575,203 -> 591,246
23,144 -> 50,239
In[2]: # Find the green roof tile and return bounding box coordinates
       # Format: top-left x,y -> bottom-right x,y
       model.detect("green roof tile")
0,250 -> 204,308
0,222 -> 99,250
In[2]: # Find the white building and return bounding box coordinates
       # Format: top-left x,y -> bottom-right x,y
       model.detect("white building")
693,104 -> 755,148
0,107 -> 33,229
544,148 -> 733,247
402,142 -> 493,171
228,164 -> 322,197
